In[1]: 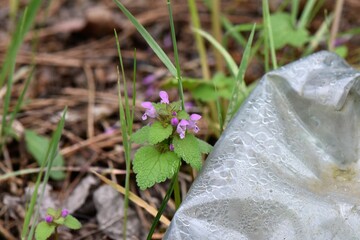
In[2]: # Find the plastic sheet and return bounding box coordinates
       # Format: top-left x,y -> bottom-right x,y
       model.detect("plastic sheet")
164,51 -> 360,240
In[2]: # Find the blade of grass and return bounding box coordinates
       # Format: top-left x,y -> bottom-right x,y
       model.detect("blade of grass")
193,28 -> 238,77
91,170 -> 171,226
0,0 -> 42,87
0,64 -> 15,144
114,30 -> 132,135
116,65 -> 131,240
224,24 -> 256,126
7,65 -> 35,135
112,0 -> 177,77
22,108 -> 67,239
291,0 -> 299,27
211,0 -> 224,72
188,0 -> 210,80
303,14 -> 333,56
147,165 -> 180,240
297,0 -> 316,29
131,49 -> 137,130
262,0 -> 278,69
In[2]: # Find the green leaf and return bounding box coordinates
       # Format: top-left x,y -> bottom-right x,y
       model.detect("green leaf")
25,130 -> 65,180
270,12 -> 309,49
63,215 -> 82,230
131,126 -> 150,144
173,134 -> 202,170
177,110 -> 189,120
148,122 -> 173,144
133,146 -> 181,189
197,139 -> 213,154
35,222 -> 55,240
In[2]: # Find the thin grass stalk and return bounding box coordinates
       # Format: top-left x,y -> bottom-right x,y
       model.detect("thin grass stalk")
0,64 -> 15,144
116,64 -> 132,240
211,0 -> 224,72
147,164 -> 180,240
262,0 -> 278,69
291,0 -> 299,27
0,0 -> 42,87
167,0 -> 183,209
7,66 -> 34,134
297,0 -> 316,29
187,0 -> 210,80
131,49 -> 137,130
114,30 -> 132,135
21,108 -> 67,239
27,109 -> 67,240
329,0 -> 344,51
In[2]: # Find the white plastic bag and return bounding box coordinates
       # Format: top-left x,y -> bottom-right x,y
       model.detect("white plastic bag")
164,51 -> 360,240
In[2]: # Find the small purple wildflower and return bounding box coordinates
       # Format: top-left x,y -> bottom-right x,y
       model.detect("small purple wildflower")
141,102 -> 156,120
172,111 -> 177,116
188,114 -> 201,133
169,144 -> 174,151
159,91 -> 169,104
171,117 -> 179,126
61,209 -> 70,218
176,119 -> 189,139
45,215 -> 53,223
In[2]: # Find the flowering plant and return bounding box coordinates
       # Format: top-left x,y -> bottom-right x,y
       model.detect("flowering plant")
35,208 -> 81,240
132,91 -> 212,189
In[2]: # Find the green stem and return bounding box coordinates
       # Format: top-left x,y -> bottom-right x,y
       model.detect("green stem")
54,227 -> 58,240
147,165 -> 180,240
167,0 -> 183,209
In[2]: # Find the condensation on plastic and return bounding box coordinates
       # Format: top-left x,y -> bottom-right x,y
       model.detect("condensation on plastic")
164,51 -> 360,240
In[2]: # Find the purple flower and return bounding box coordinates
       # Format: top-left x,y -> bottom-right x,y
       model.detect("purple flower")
159,91 -> 169,104
171,117 -> 179,126
188,114 -> 201,133
61,209 -> 69,218
45,215 -> 53,223
172,111 -> 177,116
169,144 -> 174,151
176,119 -> 189,139
141,102 -> 156,120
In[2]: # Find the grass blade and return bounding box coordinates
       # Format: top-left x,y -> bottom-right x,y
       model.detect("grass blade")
298,0 -> 316,29
224,24 -> 256,126
0,0 -> 42,87
193,28 -> 238,77
262,0 -> 278,69
113,0 -> 177,77
22,108 -> 67,239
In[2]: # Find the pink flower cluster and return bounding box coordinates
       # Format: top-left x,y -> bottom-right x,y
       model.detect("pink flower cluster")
141,91 -> 201,140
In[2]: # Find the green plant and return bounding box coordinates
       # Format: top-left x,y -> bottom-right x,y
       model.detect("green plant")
35,208 -> 81,240
132,90 -> 212,190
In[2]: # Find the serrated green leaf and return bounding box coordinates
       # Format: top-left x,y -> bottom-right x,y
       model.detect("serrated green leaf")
173,134 -> 202,170
63,215 -> 82,230
169,101 -> 182,112
35,222 -> 55,240
46,208 -> 57,216
25,130 -> 65,180
131,126 -> 150,144
148,122 -> 173,144
133,146 -> 180,189
197,139 -> 213,154
177,110 -> 189,120
270,12 -> 309,49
